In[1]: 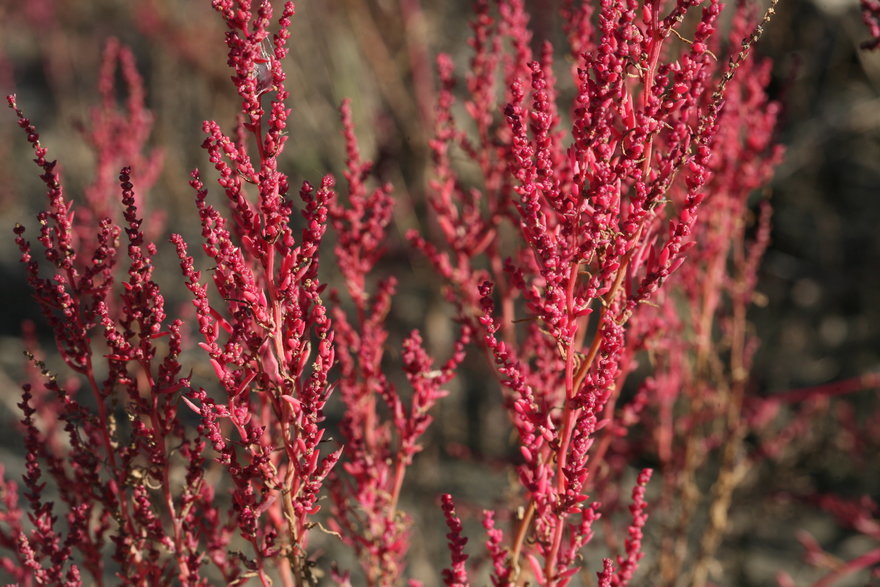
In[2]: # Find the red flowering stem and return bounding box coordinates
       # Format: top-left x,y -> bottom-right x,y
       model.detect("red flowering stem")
812,547 -> 880,587
544,260 -> 634,579
760,374 -> 880,406
191,3 -> 338,583
616,469 -> 652,584
7,95 -> 138,559
118,166 -> 189,575
483,510 -> 512,585
441,494 -> 470,586
597,559 -> 615,586
84,38 -> 164,237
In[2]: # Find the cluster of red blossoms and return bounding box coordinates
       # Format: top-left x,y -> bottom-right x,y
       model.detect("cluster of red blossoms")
2,0 -> 878,585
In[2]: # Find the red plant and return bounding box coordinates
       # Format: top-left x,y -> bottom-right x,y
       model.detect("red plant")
326,98 -> 470,583
6,0 -> 341,583
3,0 -> 878,586
410,0 -> 783,582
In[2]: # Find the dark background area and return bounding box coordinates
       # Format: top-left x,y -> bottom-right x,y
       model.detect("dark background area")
0,0 -> 878,584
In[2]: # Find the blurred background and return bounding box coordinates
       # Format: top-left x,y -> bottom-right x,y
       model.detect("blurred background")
0,0 -> 878,584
